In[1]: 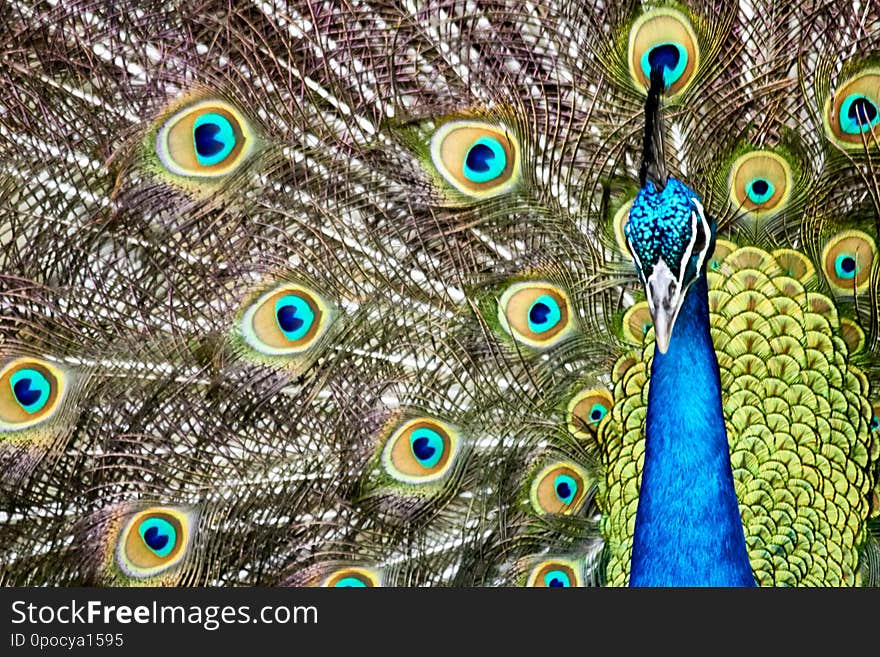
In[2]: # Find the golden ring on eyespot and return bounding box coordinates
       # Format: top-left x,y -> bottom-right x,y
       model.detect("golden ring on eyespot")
529,461 -> 590,516
821,230 -> 876,293
117,507 -> 194,578
0,358 -> 66,430
824,68 -> 880,148
322,567 -> 380,587
728,151 -> 793,217
526,559 -> 582,587
498,282 -> 574,348
567,388 -> 614,438
621,302 -> 653,346
430,120 -> 521,198
628,8 -> 700,98
241,283 -> 332,356
156,99 -> 256,177
381,418 -> 459,484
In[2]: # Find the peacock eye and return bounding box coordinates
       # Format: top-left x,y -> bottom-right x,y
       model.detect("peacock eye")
498,282 -> 574,348
628,8 -> 700,97
323,567 -> 379,588
621,302 -> 653,346
155,99 -> 255,178
241,284 -> 332,355
381,418 -> 459,483
870,414 -> 880,432
728,151 -> 793,217
0,358 -> 65,430
117,508 -> 193,578
543,569 -> 571,587
530,462 -> 589,515
567,388 -> 614,438
430,120 -> 520,198
825,69 -> 880,148
821,230 -> 876,293
526,560 -> 582,587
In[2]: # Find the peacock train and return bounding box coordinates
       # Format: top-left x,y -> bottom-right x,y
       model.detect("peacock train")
1,0 -> 879,587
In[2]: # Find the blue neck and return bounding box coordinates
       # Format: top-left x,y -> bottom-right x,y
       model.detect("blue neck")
629,275 -> 755,587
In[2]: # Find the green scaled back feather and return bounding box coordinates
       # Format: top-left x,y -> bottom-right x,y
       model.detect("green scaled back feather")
1,0 -> 879,588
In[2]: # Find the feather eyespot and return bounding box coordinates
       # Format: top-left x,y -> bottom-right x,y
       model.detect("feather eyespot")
567,388 -> 614,439
155,99 -> 255,178
621,302 -> 653,346
241,284 -> 332,356
628,8 -> 700,97
825,69 -> 880,148
322,567 -> 380,588
498,282 -> 574,348
728,151 -> 793,217
430,120 -> 520,198
117,508 -> 193,578
526,560 -> 582,587
821,230 -> 876,293
381,418 -> 459,484
0,358 -> 65,430
530,462 -> 589,516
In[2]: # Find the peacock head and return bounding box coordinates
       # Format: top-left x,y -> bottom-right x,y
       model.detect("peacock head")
624,177 -> 715,354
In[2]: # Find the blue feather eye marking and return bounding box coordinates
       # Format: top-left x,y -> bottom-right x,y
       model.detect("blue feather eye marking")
544,570 -> 571,587
274,294 -> 316,342
822,230 -> 876,293
746,178 -> 774,204
641,42 -> 688,90
531,462 -> 589,515
138,517 -> 177,558
527,295 -> 562,334
554,474 -> 578,504
870,415 -> 880,431
382,418 -> 460,483
825,69 -> 880,148
526,560 -> 582,587
839,94 -> 879,135
322,567 -> 379,587
588,403 -> 607,424
430,120 -> 520,198
834,254 -> 858,279
334,577 -> 368,587
193,112 -> 236,166
567,388 -> 614,437
155,99 -> 254,180
117,508 -> 193,579
10,369 -> 51,413
241,283 -> 332,356
728,151 -> 792,217
463,136 -> 507,183
409,427 -> 444,468
499,282 -> 573,348
1,358 -> 65,429
628,9 -> 699,97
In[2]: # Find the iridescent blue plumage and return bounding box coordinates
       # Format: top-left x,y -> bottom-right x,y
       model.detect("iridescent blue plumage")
624,66 -> 754,586
625,178 -> 701,278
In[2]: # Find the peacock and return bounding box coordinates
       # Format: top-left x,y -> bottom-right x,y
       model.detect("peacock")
1,0 -> 879,588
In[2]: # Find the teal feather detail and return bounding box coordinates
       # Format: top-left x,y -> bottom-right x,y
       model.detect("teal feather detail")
0,0 -> 878,590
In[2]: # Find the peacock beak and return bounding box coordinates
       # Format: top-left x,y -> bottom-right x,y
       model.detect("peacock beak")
643,257 -> 685,354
